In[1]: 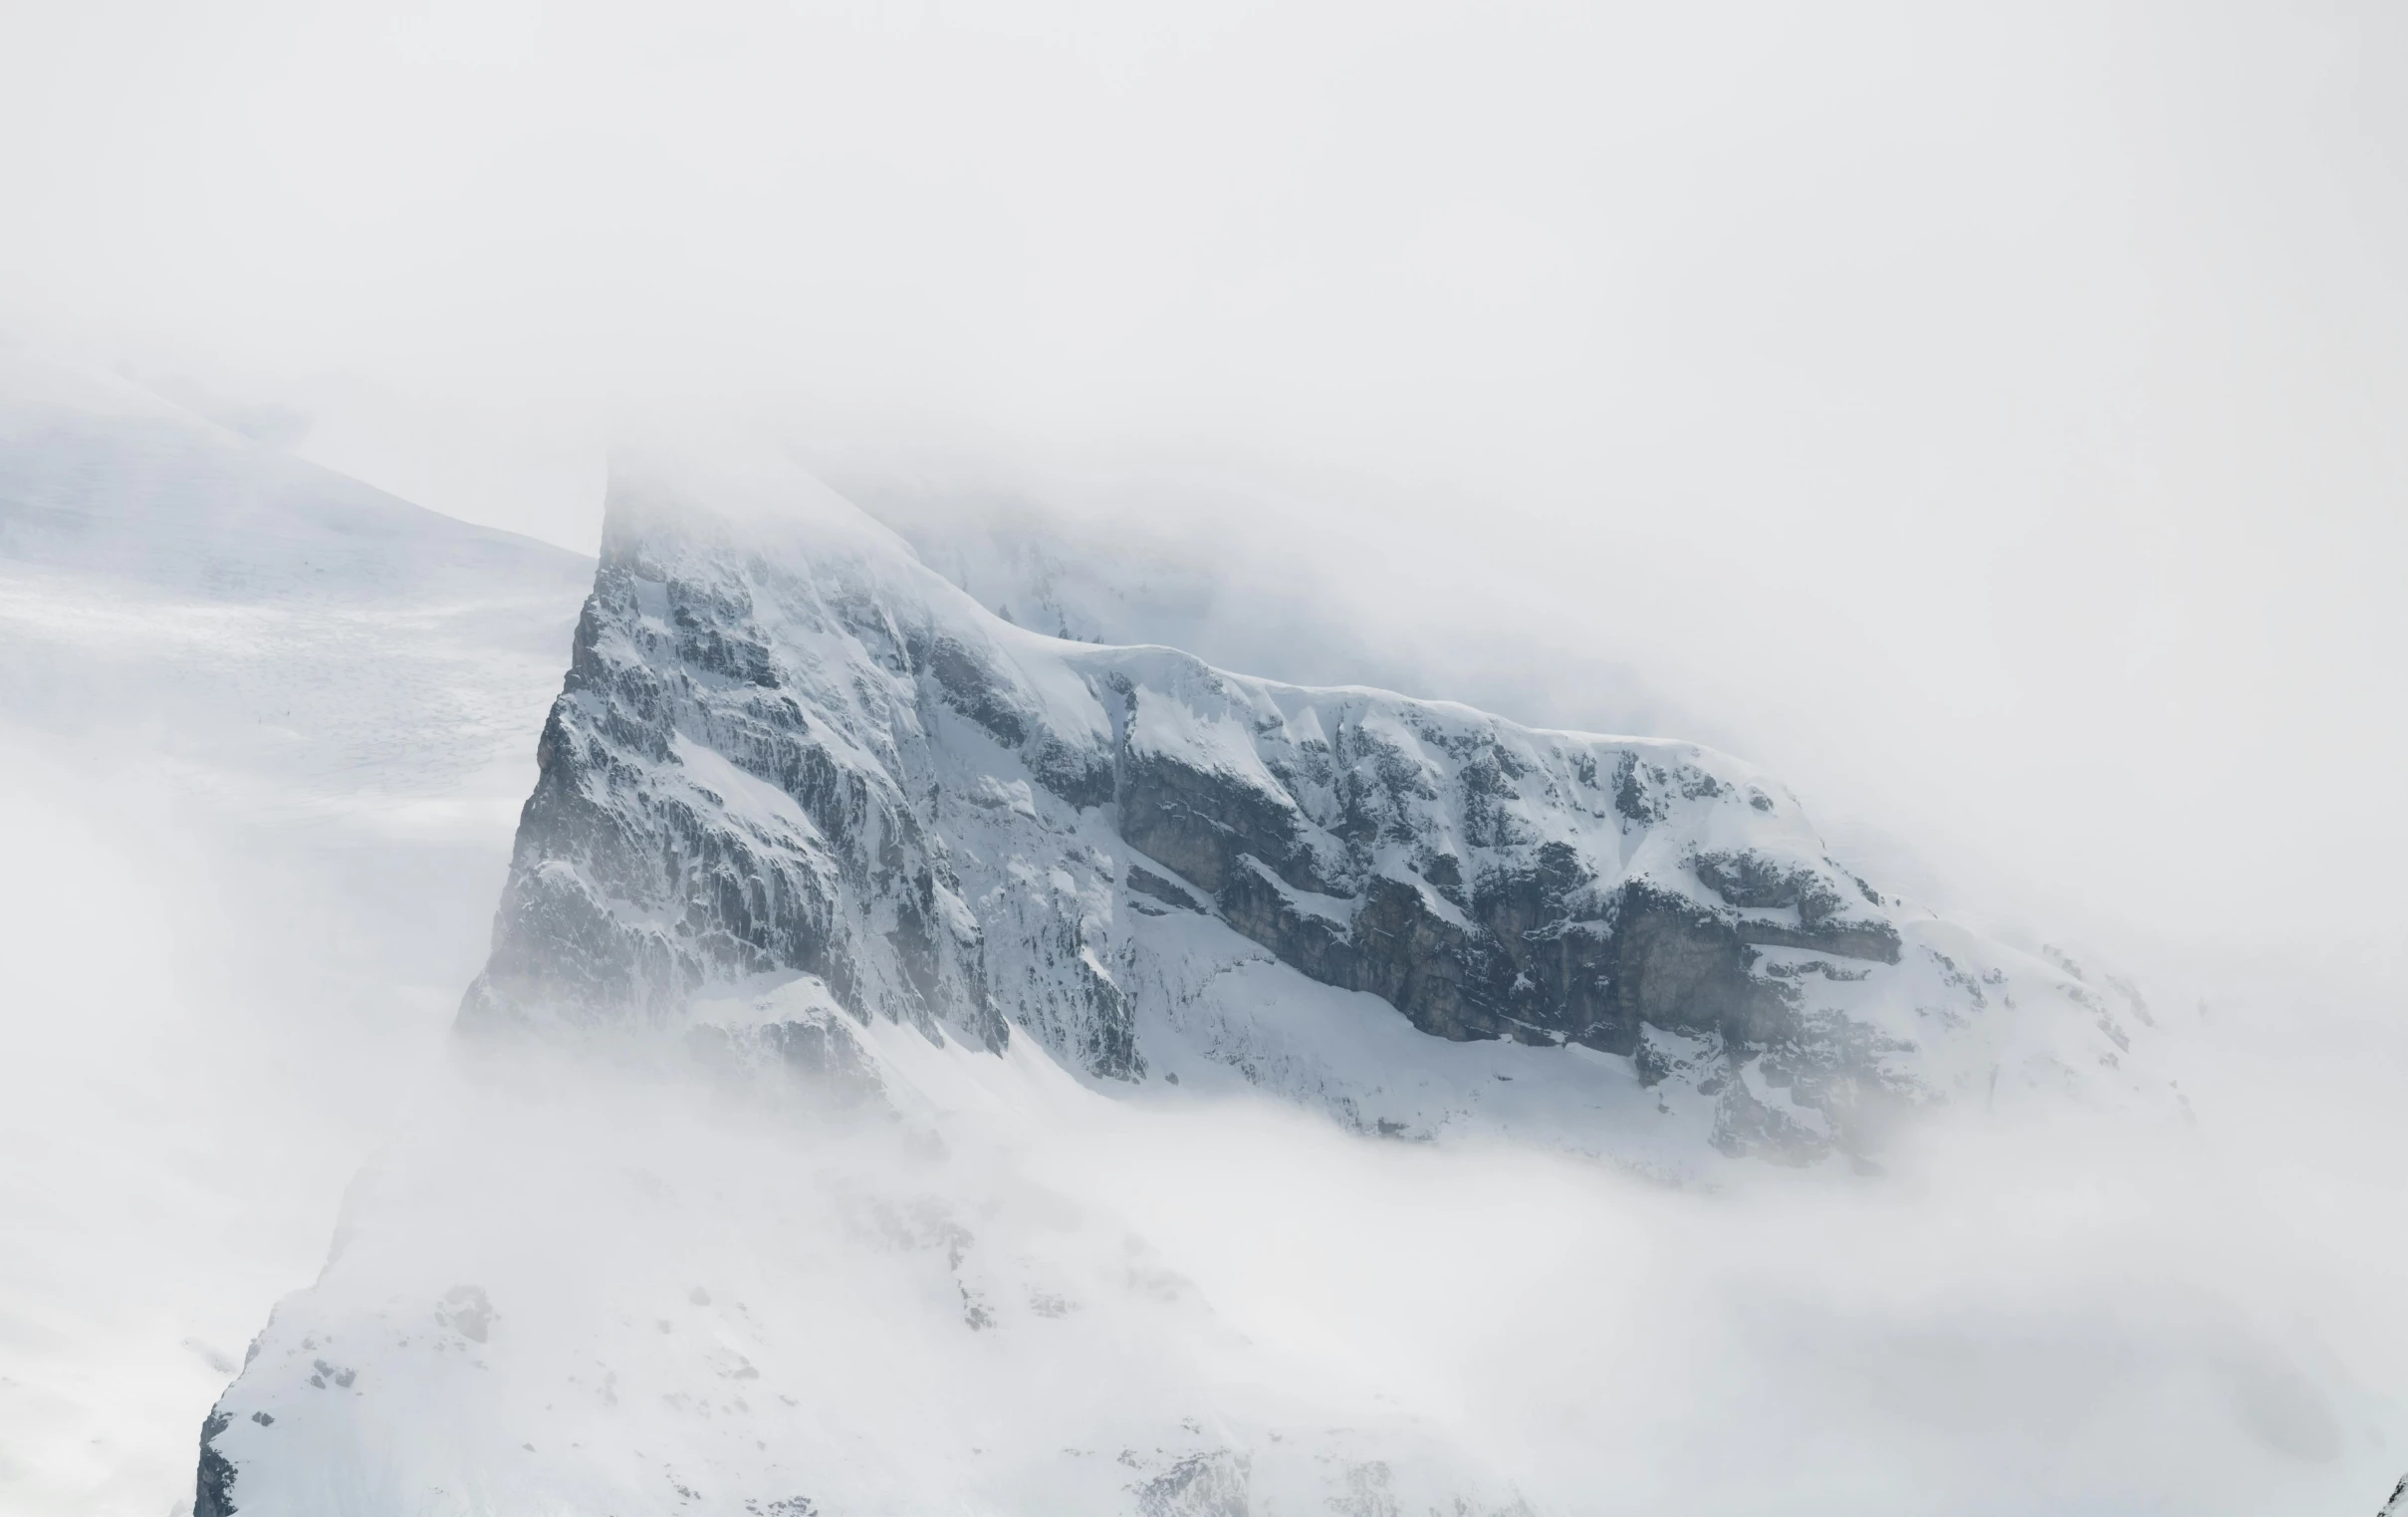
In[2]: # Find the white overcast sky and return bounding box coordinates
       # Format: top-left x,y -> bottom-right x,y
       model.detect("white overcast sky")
2,0 -> 2403,960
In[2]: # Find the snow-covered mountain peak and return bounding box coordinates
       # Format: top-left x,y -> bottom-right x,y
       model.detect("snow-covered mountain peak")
460,458 -> 2153,1166
177,453 -> 2185,1517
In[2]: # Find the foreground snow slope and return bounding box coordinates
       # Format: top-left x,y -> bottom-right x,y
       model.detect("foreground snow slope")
187,1033 -> 1553,1517
0,351 -> 592,1517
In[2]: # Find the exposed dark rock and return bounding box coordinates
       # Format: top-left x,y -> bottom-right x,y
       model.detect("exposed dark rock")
1136,1450 -> 1251,1517
1126,864 -> 1204,913
918,632 -> 1034,747
1115,745 -> 1328,898
1329,1460 -> 1400,1517
683,1014 -> 889,1105
1694,849 -> 1901,964
195,1408 -> 237,1517
461,547 -> 1004,1054
435,1284 -> 495,1343
757,1017 -> 870,1081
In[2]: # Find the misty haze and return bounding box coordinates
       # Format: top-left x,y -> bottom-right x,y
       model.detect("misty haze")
2,4 -> 2404,1516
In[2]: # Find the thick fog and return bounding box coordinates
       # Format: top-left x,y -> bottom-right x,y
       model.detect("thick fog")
2,3 -> 2405,1515
7,0 -> 2405,953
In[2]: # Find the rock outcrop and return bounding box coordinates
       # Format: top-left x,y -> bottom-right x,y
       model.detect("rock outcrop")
458,458 -> 2143,1161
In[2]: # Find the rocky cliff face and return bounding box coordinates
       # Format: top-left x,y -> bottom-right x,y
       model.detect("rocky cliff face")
458,460 -> 2145,1162
186,459 -> 2170,1517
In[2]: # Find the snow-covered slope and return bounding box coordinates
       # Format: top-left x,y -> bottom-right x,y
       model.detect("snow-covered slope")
0,351 -> 595,1517
0,353 -> 594,826
185,1029 -> 1556,1517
